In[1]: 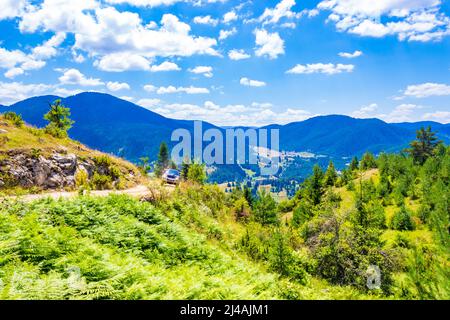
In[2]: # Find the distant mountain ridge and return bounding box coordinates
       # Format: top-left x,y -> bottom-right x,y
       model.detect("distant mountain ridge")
1,92 -> 449,162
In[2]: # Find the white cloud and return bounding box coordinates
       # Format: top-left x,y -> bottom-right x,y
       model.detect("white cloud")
193,15 -> 218,26
0,0 -> 27,20
338,50 -> 363,58
150,61 -> 181,72
189,66 -> 213,78
259,0 -> 300,25
422,111 -> 450,123
402,82 -> 450,98
58,68 -> 104,86
137,98 -> 162,109
287,63 -> 354,74
318,0 -> 450,42
119,96 -> 135,102
0,44 -> 49,79
106,81 -> 130,91
219,27 -> 237,40
223,11 -> 238,23
53,87 -> 84,97
19,4 -> 219,65
254,29 -> 285,59
152,85 -> 210,94
0,81 -> 53,105
95,53 -> 152,72
0,32 -> 65,79
106,0 -> 184,7
144,100 -> 311,126
228,49 -> 251,60
143,84 -> 157,92
379,104 -> 423,122
31,32 -> 66,60
351,103 -> 378,118
240,77 -> 266,87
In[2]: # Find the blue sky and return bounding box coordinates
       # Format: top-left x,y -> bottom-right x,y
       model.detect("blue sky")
0,0 -> 449,126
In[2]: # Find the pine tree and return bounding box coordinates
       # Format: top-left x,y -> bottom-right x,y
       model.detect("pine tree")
253,190 -> 278,225
155,142 -> 169,177
304,164 -> 324,206
360,152 -> 377,170
44,99 -> 74,138
407,126 -> 441,165
349,156 -> 359,171
323,160 -> 338,187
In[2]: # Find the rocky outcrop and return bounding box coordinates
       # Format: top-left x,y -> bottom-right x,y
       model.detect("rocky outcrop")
0,150 -> 98,190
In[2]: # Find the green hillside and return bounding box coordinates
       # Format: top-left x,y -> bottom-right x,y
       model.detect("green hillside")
0,122 -> 448,300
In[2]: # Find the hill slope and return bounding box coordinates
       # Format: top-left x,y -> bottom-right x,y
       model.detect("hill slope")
0,114 -> 141,193
270,115 -> 450,156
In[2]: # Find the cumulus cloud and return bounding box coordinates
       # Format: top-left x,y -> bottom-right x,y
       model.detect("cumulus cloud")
137,98 -> 162,109
228,49 -> 251,60
189,66 -> 213,78
402,82 -> 450,98
193,15 -> 218,26
223,11 -> 238,23
254,29 -> 285,59
106,81 -> 130,91
150,61 -> 181,72
58,68 -> 104,86
0,0 -> 28,20
0,81 -> 53,105
422,111 -> 450,123
95,53 -> 152,72
286,63 -> 354,74
258,0 -> 300,25
219,27 -> 237,40
379,104 -> 424,122
351,103 -> 378,118
143,84 -> 210,94
240,77 -> 266,87
19,4 -> 219,68
318,0 -> 450,42
141,99 -> 312,126
0,33 -> 65,78
338,50 -> 363,58
105,0 -> 185,7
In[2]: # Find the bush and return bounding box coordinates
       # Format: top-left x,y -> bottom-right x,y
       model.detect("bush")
391,206 -> 415,231
3,111 -> 24,127
90,172 -> 112,190
75,168 -> 89,188
93,155 -> 112,168
187,162 -> 207,184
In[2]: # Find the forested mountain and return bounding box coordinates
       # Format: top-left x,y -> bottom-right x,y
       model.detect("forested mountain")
2,93 -> 449,165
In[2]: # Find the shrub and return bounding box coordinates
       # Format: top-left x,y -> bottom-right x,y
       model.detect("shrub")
187,162 -> 207,184
233,197 -> 251,220
90,172 -> 112,190
93,155 -> 112,168
391,206 -> 415,231
75,168 -> 89,188
3,111 -> 24,127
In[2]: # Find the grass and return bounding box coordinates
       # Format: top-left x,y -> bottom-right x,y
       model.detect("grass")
0,116 -> 142,192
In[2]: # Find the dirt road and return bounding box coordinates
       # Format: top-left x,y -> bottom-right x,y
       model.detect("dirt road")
8,184 -> 151,202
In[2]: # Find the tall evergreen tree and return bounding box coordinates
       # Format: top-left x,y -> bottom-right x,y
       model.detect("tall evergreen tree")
349,156 -> 359,171
323,160 -> 338,187
407,126 -> 440,165
44,99 -> 74,138
304,164 -> 324,206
